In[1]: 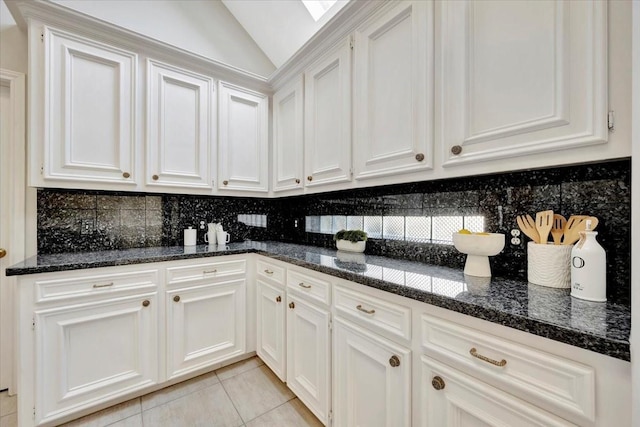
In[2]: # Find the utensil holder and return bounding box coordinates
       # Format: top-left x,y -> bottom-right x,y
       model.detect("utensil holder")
527,242 -> 572,288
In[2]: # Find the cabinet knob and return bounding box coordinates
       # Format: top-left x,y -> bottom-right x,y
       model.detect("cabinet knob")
173,295 -> 180,302
415,153 -> 425,162
0,248 -> 6,259
122,172 -> 131,178
307,176 -> 313,182
289,301 -> 295,309
451,145 -> 463,155
142,300 -> 150,307
276,296 -> 282,303
223,180 -> 229,186
432,376 -> 445,390
295,178 -> 301,184
152,174 -> 159,181
389,355 -> 400,367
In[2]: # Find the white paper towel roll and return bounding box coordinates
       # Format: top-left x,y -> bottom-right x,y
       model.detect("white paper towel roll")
184,227 -> 197,246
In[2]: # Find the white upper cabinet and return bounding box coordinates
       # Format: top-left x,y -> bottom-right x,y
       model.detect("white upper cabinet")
272,76 -> 304,193
218,81 -> 269,192
146,60 -> 215,191
353,1 -> 433,180
43,27 -> 137,186
304,38 -> 352,187
438,0 -> 607,167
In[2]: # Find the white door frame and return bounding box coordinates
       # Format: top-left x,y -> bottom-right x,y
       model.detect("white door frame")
0,69 -> 26,394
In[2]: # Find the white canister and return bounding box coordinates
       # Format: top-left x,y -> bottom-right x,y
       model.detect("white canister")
571,221 -> 606,302
184,227 -> 197,246
527,242 -> 572,288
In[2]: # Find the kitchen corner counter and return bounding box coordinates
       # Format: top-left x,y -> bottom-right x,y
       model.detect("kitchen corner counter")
6,241 -> 631,361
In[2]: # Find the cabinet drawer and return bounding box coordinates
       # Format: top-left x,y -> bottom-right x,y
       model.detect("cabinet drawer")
166,259 -> 246,285
421,314 -> 595,423
334,285 -> 411,342
257,258 -> 285,283
35,269 -> 158,303
287,269 -> 331,306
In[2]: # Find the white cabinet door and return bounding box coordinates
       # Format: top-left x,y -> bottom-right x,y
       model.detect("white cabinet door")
146,59 -> 214,190
218,81 -> 268,192
166,279 -> 246,379
286,295 -> 331,425
44,27 -> 137,186
304,38 -> 352,187
420,356 -> 575,427
256,280 -> 286,381
272,76 -> 304,192
333,318 -> 411,427
353,1 -> 433,180
36,293 -> 158,425
439,1 -> 607,167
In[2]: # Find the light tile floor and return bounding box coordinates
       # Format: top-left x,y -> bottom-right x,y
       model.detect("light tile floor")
0,357 -> 322,427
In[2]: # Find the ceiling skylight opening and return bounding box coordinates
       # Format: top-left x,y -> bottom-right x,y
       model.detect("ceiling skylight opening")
301,0 -> 338,22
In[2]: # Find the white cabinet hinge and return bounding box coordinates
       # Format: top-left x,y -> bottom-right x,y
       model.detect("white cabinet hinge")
40,33 -> 44,42
349,36 -> 354,50
33,406 -> 36,419
349,168 -> 353,178
329,410 -> 333,421
608,111 -> 614,131
328,319 -> 333,331
40,164 -> 44,175
32,316 -> 36,331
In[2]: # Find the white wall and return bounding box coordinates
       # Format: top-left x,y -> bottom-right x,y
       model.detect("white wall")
0,0 -> 27,73
51,0 -> 276,77
631,2 -> 639,426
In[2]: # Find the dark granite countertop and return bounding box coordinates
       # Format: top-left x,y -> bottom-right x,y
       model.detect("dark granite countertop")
6,241 -> 631,361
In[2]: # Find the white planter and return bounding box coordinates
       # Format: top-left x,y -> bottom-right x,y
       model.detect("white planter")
336,239 -> 366,253
527,242 -> 572,288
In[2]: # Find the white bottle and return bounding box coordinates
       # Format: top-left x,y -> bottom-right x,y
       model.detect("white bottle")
570,220 -> 606,302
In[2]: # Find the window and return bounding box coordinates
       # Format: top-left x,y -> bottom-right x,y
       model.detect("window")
237,214 -> 267,228
301,0 -> 338,21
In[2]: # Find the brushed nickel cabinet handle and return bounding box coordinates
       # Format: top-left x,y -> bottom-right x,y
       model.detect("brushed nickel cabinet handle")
356,304 -> 375,315
307,176 -> 313,181
92,282 -> 114,288
415,153 -> 425,162
122,172 -> 131,178
451,145 -> 462,155
389,355 -> 400,367
289,301 -> 295,309
152,174 -> 159,181
264,269 -> 274,275
142,300 -> 150,307
295,178 -> 301,184
276,296 -> 282,303
298,282 -> 311,289
203,269 -> 217,275
432,376 -> 445,390
469,348 -> 507,367
173,295 -> 180,302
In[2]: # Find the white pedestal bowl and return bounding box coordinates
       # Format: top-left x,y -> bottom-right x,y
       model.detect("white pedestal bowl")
452,233 -> 505,278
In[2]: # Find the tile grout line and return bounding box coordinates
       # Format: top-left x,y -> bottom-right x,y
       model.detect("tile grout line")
241,398 -> 293,425
216,371 -> 246,427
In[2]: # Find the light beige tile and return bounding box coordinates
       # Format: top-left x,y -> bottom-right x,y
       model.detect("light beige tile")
141,371 -> 220,411
142,383 -> 242,427
106,413 -> 142,427
0,392 -> 16,416
245,399 -> 322,427
0,413 -> 17,427
222,365 -> 294,422
61,398 -> 141,427
215,356 -> 264,381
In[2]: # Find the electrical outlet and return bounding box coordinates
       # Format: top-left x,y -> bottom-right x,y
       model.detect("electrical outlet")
81,219 -> 95,235
510,229 -> 521,237
511,237 -> 521,245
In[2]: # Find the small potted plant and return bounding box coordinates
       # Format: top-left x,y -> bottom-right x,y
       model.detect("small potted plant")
334,229 -> 368,253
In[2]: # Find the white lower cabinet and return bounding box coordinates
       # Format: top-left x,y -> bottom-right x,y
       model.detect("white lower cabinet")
420,356 -> 574,427
332,318 -> 411,427
286,293 -> 331,425
256,279 -> 286,381
36,292 -> 159,425
166,278 -> 246,379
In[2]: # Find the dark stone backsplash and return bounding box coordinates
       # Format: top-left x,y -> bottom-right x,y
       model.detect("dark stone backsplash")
37,158 -> 631,305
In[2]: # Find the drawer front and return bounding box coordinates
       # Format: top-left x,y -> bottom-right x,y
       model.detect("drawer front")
166,259 -> 246,285
287,269 -> 331,306
257,258 -> 285,283
334,284 -> 411,342
35,270 -> 159,303
421,314 -> 595,423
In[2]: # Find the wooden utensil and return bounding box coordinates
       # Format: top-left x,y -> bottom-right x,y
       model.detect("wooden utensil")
516,214 -> 540,243
562,215 -> 589,245
535,210 -> 554,244
550,214 -> 566,245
